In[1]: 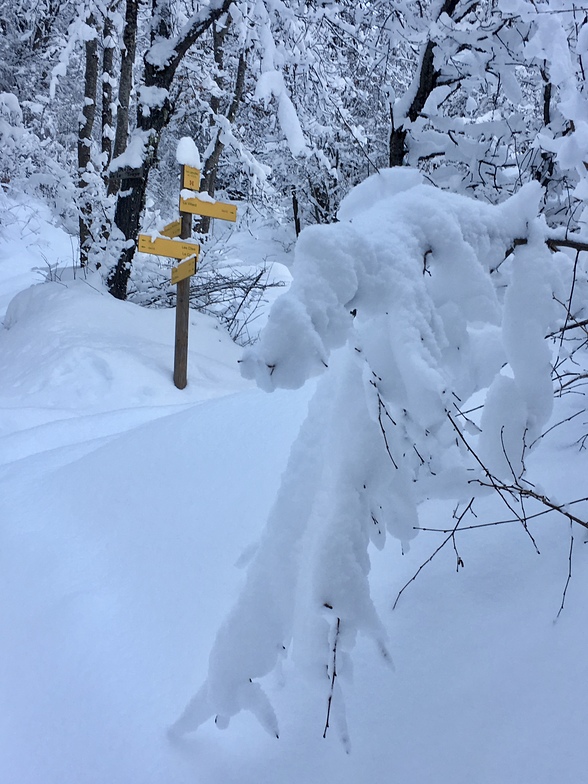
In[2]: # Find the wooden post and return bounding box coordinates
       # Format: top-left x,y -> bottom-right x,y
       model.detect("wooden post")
173,182 -> 192,389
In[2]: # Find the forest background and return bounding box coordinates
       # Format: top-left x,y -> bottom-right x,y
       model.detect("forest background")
4,0 -> 588,305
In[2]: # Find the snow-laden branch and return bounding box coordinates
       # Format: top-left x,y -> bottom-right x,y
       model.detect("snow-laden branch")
145,0 -> 233,74
173,169 -> 566,741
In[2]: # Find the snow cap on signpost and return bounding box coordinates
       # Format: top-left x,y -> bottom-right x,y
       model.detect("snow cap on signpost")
176,137 -> 201,169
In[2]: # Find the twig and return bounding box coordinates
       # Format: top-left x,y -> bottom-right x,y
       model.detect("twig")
323,616 -> 341,739
447,412 -> 539,542
393,498 -> 474,609
556,522 -> 574,619
413,498 -> 588,533
559,250 -> 580,352
448,413 -> 588,535
547,318 -> 588,337
529,408 -> 585,448
373,381 -> 398,469
473,481 -> 588,531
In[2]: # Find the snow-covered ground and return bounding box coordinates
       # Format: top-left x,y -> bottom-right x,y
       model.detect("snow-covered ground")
1,196 -> 587,783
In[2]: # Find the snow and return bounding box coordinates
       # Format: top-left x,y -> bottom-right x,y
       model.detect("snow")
0,91 -> 22,122
254,70 -> 308,158
199,169 -> 581,736
180,188 -> 213,201
1,191 -> 588,783
138,85 -> 170,109
176,136 -> 201,168
110,131 -> 150,173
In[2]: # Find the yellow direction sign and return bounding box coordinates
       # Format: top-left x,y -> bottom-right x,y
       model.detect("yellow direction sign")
182,165 -> 201,191
171,255 -> 197,285
160,219 -> 181,238
138,234 -> 200,260
179,195 -> 237,223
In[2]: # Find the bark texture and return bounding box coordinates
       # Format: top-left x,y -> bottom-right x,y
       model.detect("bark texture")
389,0 -> 460,167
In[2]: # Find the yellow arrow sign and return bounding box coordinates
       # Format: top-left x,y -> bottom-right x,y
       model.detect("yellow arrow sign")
179,195 -> 237,223
171,255 -> 197,285
138,234 -> 200,260
160,219 -> 181,238
182,166 -> 201,191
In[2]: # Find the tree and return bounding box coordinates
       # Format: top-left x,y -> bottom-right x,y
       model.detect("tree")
171,168 -> 587,740
77,11 -> 99,267
193,19 -> 248,235
380,0 -> 588,229
106,0 -> 234,299
5,0 -> 588,300
109,0 -> 138,176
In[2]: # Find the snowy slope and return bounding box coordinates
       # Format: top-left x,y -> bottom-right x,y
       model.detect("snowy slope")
1,198 -> 588,784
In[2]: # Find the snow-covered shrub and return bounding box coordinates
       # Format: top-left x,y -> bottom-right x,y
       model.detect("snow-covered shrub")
173,169 -> 566,740
129,255 -> 286,346
0,93 -> 30,186
0,92 -> 76,231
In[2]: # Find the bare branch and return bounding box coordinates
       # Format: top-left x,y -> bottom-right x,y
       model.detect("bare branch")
393,498 -> 474,609
323,616 -> 341,739
556,522 -> 574,619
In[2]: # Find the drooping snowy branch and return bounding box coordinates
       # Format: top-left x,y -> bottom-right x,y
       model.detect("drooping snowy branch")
174,169 -> 566,740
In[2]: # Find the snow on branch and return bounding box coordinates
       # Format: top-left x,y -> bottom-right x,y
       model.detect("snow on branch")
49,10 -> 98,99
173,169 -> 567,741
145,0 -> 233,73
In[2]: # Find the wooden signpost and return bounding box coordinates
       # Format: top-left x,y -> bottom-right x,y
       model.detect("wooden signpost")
136,162 -> 237,389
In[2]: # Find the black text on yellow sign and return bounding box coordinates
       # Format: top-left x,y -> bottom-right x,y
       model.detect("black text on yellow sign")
171,255 -> 197,285
182,166 -> 201,191
138,234 -> 200,260
179,195 -> 237,222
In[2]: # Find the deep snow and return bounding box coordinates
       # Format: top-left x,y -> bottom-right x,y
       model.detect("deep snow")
1,194 -> 587,784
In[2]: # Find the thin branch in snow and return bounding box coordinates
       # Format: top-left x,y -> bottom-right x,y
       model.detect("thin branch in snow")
448,412 -> 539,546
558,250 -> 581,352
529,408 -> 585,449
323,616 -> 341,740
415,497 -> 588,534
547,318 -> 588,338
500,424 -> 521,484
451,528 -> 465,572
451,401 -> 482,432
372,379 -> 398,469
393,498 -> 475,610
452,413 -> 588,530
556,522 -> 574,620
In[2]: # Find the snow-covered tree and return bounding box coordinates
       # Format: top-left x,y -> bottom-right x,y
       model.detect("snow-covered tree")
172,167 -> 581,742
378,0 -> 588,231
105,0 -> 235,298
5,0 -> 588,299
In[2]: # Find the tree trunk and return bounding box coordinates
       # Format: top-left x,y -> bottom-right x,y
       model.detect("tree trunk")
107,0 -> 233,299
292,186 -> 301,237
389,0 -> 460,167
196,25 -> 247,235
107,172 -> 144,298
108,0 -> 139,195
78,14 -> 98,267
101,3 -> 117,175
